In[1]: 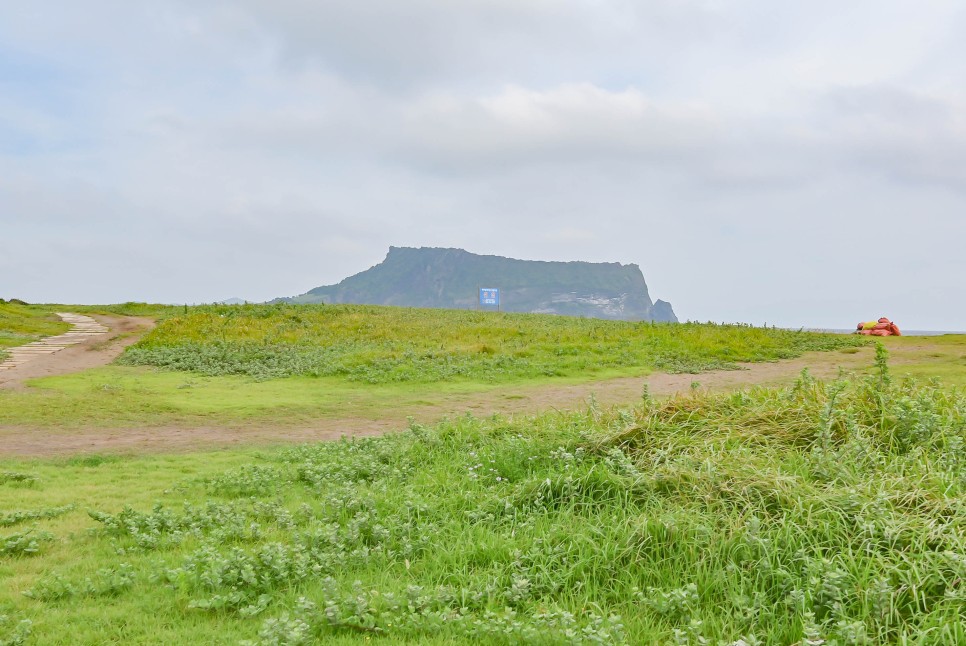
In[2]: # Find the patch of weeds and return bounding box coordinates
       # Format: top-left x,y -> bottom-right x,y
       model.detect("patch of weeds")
0,504 -> 75,528
0,614 -> 32,646
0,472 -> 37,487
0,529 -> 53,557
636,582 -> 700,621
65,454 -> 122,468
165,543 -> 324,615
88,502 -> 265,552
247,582 -> 626,645
24,563 -> 135,601
204,465 -> 289,498
655,355 -> 739,375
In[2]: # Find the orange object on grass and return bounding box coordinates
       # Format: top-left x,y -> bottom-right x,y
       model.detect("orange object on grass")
856,317 -> 901,336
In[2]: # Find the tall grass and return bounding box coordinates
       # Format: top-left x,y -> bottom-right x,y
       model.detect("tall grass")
3,349 -> 963,644
117,304 -> 866,382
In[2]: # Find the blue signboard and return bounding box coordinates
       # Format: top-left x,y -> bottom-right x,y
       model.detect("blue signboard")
480,288 -> 500,307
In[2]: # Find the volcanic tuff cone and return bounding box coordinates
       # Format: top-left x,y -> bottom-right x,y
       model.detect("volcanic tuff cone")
284,247 -> 677,322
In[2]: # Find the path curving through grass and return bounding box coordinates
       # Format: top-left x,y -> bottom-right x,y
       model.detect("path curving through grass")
0,314 -> 154,391
0,313 -> 107,371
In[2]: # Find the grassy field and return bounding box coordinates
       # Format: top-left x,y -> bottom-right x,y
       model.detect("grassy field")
0,303 -> 868,429
888,335 -> 966,388
117,304 -> 867,382
2,304 -> 964,644
2,347 -> 965,644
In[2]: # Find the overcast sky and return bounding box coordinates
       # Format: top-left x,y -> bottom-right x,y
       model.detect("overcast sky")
1,1 -> 964,329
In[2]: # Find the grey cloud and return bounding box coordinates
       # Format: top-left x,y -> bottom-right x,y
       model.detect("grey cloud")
2,1 -> 965,329
392,84 -> 720,172
823,85 -> 954,124
187,80 -> 720,178
186,75 -> 964,196
814,85 -> 966,189
187,0 -> 566,88
0,169 -> 135,229
184,0 -> 729,90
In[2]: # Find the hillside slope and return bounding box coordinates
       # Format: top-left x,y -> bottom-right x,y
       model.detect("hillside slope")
286,247 -> 677,322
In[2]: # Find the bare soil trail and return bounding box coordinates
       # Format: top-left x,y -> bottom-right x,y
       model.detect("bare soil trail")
0,314 -> 154,391
1,339 -> 907,458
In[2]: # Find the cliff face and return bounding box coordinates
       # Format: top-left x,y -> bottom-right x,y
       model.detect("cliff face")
289,247 -> 677,322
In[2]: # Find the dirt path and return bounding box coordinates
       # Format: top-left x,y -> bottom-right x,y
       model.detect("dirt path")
0,341 -> 893,458
0,314 -> 154,391
0,313 -> 108,371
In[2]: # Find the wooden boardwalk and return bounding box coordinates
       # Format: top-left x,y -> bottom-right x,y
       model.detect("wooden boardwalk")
0,313 -> 108,371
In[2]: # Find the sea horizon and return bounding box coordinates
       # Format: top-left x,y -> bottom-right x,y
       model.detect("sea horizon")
801,328 -> 966,337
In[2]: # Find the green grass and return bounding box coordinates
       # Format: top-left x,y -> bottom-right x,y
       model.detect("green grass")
118,303 -> 866,382
887,335 -> 966,388
0,362 -> 654,429
0,303 -> 70,353
67,302 -> 183,319
0,366 -> 508,428
2,349 -> 965,644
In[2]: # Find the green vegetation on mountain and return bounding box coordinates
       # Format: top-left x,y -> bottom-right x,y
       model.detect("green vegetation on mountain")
2,349 -> 965,644
286,247 -> 678,322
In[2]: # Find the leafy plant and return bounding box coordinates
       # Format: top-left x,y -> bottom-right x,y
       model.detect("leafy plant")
0,615 -> 32,646
0,473 -> 37,487
0,529 -> 53,557
0,504 -> 74,528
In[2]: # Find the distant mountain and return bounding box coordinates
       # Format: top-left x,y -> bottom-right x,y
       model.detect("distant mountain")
282,247 -> 677,322
218,298 -> 248,305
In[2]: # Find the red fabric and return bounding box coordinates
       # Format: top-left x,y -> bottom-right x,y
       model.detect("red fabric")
856,317 -> 901,336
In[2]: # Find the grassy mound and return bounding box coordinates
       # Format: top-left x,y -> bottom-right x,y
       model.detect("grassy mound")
3,348 -> 964,644
117,304 -> 866,382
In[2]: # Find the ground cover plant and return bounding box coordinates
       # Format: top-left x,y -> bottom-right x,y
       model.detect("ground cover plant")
118,303 -> 866,383
2,348 -> 964,644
